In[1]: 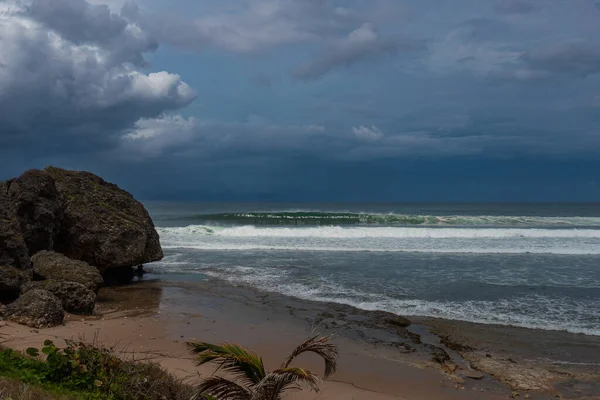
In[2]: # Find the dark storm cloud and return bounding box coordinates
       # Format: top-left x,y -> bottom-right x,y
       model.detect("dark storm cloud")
522,43 -> 600,77
0,0 -> 196,154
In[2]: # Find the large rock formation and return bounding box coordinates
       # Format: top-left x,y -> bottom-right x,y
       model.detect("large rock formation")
0,182 -> 31,269
32,251 -> 103,292
45,167 -> 163,271
3,289 -> 64,328
22,280 -> 96,314
8,169 -> 63,255
0,167 -> 163,327
0,167 -> 162,273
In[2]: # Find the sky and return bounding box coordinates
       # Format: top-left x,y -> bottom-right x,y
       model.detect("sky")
1,0 -> 600,201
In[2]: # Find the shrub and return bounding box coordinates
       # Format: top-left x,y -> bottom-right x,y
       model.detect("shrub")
0,341 -> 194,400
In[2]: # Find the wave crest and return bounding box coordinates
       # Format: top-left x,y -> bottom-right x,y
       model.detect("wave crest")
172,212 -> 600,227
158,225 -> 600,239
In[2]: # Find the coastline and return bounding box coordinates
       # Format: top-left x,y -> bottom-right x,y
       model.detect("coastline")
3,277 -> 599,399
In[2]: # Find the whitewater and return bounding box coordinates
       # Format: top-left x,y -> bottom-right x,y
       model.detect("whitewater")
146,203 -> 600,336
157,224 -> 600,255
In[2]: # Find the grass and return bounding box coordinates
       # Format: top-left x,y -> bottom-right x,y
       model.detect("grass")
0,341 -> 194,400
0,377 -> 79,399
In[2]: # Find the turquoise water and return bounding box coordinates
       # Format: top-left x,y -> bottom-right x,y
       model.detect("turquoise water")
145,202 -> 600,336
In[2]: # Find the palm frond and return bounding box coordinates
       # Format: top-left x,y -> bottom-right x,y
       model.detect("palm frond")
188,342 -> 266,386
251,367 -> 321,400
197,376 -> 252,400
281,335 -> 338,378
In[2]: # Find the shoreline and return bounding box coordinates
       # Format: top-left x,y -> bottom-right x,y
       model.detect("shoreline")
3,277 -> 600,399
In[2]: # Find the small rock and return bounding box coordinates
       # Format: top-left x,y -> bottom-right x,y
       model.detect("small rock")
31,251 -> 103,292
512,392 -> 520,398
21,280 -> 96,314
4,289 -> 64,328
461,370 -> 484,380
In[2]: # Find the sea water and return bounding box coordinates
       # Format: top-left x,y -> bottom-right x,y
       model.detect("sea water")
145,202 -> 600,336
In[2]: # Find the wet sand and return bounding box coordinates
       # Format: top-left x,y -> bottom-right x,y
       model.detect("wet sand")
2,278 -> 599,399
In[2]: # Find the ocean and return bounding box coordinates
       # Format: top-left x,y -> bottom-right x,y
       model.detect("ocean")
145,202 -> 600,336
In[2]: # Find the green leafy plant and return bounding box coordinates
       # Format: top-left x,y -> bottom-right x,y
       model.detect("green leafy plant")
0,341 -> 193,400
188,334 -> 338,400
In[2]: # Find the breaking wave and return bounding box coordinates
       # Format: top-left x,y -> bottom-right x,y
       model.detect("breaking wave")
158,225 -> 600,239
171,212 -> 600,227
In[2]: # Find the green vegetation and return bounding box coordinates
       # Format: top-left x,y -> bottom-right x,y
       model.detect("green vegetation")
0,341 -> 193,400
0,377 -> 77,400
188,334 -> 338,400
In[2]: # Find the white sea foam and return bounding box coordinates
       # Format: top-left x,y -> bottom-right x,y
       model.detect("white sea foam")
201,266 -> 600,336
157,225 -> 600,254
160,244 -> 600,255
158,225 -> 600,239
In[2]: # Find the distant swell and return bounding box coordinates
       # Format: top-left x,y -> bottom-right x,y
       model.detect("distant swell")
175,212 -> 600,227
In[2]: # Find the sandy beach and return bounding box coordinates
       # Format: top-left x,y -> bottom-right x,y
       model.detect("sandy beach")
3,278 -> 599,400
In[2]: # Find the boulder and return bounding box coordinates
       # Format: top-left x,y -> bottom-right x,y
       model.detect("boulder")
32,251 -> 103,292
45,167 -> 163,270
3,289 -> 64,328
22,280 -> 96,314
0,182 -> 30,269
0,265 -> 28,297
8,170 -> 63,255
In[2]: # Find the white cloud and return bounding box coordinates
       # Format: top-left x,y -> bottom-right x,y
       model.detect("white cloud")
0,0 -> 196,150
122,114 -> 199,157
123,0 -> 359,54
352,125 -> 384,140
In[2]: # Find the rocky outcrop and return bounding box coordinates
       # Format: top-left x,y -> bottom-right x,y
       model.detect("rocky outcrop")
22,280 -> 96,314
0,182 -> 31,270
0,167 -> 163,327
45,167 -> 163,271
3,289 -> 64,328
8,169 -> 63,255
32,251 -> 103,292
